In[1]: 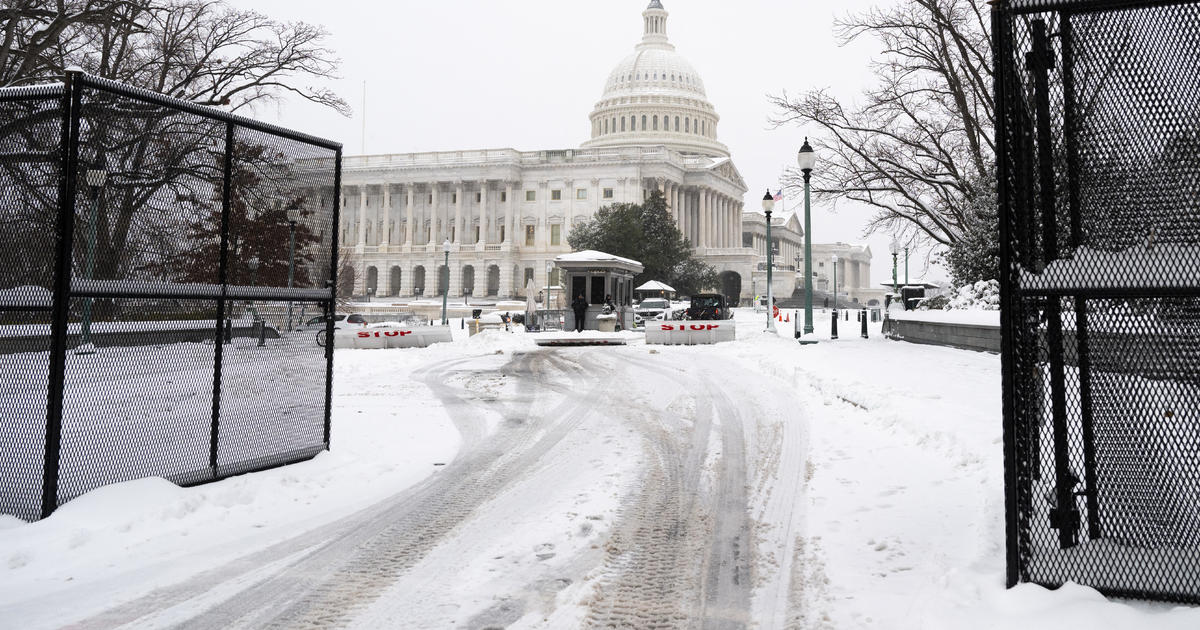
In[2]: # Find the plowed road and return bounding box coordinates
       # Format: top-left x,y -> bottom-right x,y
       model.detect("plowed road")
65,347 -> 810,629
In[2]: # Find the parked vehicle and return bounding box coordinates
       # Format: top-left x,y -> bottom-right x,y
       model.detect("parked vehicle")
686,293 -> 732,320
309,313 -> 367,347
634,298 -> 671,322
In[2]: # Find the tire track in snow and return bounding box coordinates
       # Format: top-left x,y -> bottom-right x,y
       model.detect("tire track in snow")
583,355 -> 752,629
65,351 -> 603,630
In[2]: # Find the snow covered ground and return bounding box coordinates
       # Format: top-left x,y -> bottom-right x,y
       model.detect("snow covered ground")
0,308 -> 1198,628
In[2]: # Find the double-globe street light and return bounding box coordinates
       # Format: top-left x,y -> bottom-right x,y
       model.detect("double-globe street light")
797,138 -> 818,343
761,189 -> 776,333
441,239 -> 451,325
76,165 -> 108,355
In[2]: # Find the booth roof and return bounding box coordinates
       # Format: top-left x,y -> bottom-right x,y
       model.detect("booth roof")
635,280 -> 676,292
555,250 -> 644,270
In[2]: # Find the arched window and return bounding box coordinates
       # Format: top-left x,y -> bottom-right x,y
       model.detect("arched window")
621,117 -> 626,131
685,118 -> 690,133
612,117 -> 616,133
702,120 -> 706,136
675,116 -> 680,131
653,115 -> 658,130
642,115 -> 647,130
604,119 -> 608,134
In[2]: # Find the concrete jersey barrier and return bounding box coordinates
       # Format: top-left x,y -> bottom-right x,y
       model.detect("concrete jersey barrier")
335,326 -> 453,349
645,321 -> 735,345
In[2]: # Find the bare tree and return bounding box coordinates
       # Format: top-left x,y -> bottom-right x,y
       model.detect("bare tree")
770,0 -> 993,247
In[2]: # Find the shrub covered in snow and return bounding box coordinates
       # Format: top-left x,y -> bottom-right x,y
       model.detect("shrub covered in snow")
916,294 -> 950,310
944,280 -> 1000,310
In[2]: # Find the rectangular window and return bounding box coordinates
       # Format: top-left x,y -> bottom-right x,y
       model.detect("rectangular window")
525,190 -> 536,202
551,224 -> 561,246
452,193 -> 457,204
473,226 -> 480,243
603,188 -> 614,199
525,225 -> 535,246
576,189 -> 587,200
500,191 -> 507,202
590,275 -> 605,305
551,189 -> 562,201
524,267 -> 535,287
476,192 -> 482,202
500,225 -> 506,242
428,194 -> 433,204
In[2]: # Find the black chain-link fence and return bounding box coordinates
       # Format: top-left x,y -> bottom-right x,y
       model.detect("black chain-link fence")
0,72 -> 341,522
996,0 -> 1200,603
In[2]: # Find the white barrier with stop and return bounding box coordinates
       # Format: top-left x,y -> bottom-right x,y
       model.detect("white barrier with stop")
335,326 -> 453,349
644,321 -> 736,345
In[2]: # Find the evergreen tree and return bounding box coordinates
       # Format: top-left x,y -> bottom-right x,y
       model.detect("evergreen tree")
940,169 -> 999,286
568,191 -> 718,295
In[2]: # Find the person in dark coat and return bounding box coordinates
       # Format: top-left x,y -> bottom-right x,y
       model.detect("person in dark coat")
571,293 -> 588,332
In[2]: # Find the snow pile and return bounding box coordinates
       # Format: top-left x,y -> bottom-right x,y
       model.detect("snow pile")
943,279 -> 1001,311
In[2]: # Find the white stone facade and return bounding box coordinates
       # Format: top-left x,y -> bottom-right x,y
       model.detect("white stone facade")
340,146 -> 749,300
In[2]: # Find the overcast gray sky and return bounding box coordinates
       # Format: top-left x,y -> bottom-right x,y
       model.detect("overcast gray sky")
228,0 -> 941,287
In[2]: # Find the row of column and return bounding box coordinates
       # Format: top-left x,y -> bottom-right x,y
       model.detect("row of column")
346,181 -> 520,249
658,180 -> 743,249
363,261 -> 520,299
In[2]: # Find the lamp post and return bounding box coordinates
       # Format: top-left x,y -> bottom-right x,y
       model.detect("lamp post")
441,239 -> 450,325
762,189 -> 776,332
905,243 -> 910,286
797,138 -> 817,341
831,254 -> 839,339
367,287 -> 375,303
286,207 -> 300,331
76,166 -> 108,355
889,238 -> 900,295
247,255 -> 260,322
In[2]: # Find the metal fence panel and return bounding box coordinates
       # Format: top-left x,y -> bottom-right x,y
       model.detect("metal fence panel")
996,0 -> 1200,604
0,73 -> 339,521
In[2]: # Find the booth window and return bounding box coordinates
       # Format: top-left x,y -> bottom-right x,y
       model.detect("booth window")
590,275 -> 605,304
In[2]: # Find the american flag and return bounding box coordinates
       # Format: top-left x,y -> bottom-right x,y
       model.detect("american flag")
773,189 -> 784,202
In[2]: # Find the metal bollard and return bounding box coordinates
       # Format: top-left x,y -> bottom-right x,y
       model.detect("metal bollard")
794,310 -> 801,339
461,318 -> 465,330
257,321 -> 266,347
831,309 -> 839,340
224,318 -> 232,344
861,308 -> 869,339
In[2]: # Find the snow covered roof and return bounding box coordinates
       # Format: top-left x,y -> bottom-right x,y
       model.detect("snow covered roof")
556,250 -> 641,266
635,280 -> 676,292
555,250 -> 645,274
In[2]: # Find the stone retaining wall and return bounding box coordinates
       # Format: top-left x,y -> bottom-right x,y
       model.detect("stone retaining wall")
883,317 -> 1001,353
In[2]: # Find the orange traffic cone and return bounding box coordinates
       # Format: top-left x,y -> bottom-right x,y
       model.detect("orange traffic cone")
785,313 -> 790,323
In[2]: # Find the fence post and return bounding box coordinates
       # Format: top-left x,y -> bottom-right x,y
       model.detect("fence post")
41,70 -> 84,519
1061,12 -> 1102,542
1030,18 -> 1078,550
861,308 -> 868,339
210,121 -> 235,476
324,148 -> 342,449
831,309 -> 838,340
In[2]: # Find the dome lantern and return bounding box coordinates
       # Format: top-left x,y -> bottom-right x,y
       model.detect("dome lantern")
581,1 -> 730,158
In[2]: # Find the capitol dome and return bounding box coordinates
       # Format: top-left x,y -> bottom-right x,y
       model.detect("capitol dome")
580,1 -> 730,158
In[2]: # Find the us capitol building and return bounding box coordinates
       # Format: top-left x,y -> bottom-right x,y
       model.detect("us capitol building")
339,1 -> 879,305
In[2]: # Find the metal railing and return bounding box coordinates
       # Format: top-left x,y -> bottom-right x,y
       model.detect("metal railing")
0,72 -> 341,521
996,0 -> 1200,604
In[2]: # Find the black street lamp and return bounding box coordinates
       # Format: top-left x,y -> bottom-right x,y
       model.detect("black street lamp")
798,138 -> 818,342
286,207 -> 300,331
76,165 -> 108,355
831,254 -> 839,340
441,239 -> 451,325
247,255 -> 260,322
762,189 -> 776,333
890,238 -> 900,295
